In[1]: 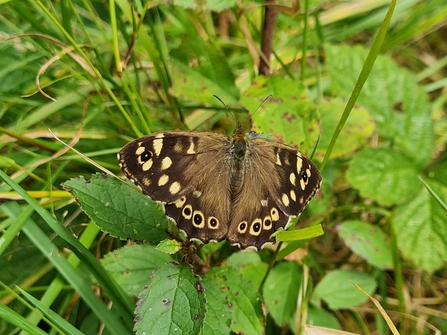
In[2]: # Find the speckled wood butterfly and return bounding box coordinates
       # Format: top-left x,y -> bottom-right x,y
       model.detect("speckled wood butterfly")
118,121 -> 322,250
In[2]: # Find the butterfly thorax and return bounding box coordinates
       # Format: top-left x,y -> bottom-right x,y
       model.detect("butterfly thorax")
229,122 -> 250,197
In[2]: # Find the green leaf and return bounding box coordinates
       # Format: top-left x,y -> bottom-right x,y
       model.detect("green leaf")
305,305 -> 341,330
207,267 -> 264,335
156,239 -> 183,254
63,173 -> 168,244
102,244 -> 173,296
346,148 -> 420,206
135,263 -> 206,334
394,179 -> 447,272
227,251 -> 268,289
170,59 -> 238,105
316,98 -> 375,161
326,44 -> 433,167
262,262 -> 303,327
337,220 -> 393,269
201,276 -> 232,335
241,76 -> 319,153
312,270 -> 377,310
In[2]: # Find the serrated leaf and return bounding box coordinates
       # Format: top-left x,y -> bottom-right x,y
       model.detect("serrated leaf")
337,221 -> 393,269
62,174 -> 168,243
135,263 -> 206,334
346,148 -> 420,206
262,262 -> 303,326
326,44 -> 433,167
312,270 -> 377,310
315,98 -> 375,160
207,267 -> 264,335
201,276 -> 232,335
241,76 -> 319,153
394,179 -> 447,272
102,244 -> 173,296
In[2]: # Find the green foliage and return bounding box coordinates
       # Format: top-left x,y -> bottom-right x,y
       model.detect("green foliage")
1,0 -> 447,334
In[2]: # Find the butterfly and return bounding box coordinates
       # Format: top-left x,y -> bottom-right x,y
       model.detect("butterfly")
118,121 -> 322,250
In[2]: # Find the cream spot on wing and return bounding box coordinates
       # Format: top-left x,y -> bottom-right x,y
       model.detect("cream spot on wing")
161,157 -> 172,170
271,208 -> 279,221
142,160 -> 153,171
155,133 -> 164,139
158,174 -> 169,186
208,217 -> 219,229
169,182 -> 181,194
306,168 -> 311,178
182,205 -> 192,219
300,197 -> 304,204
300,179 -> 306,191
174,196 -> 186,208
153,138 -> 163,156
275,153 -> 282,165
290,190 -> 296,202
261,199 -> 268,207
249,219 -> 262,236
143,177 -> 151,187
135,146 -> 145,155
193,190 -> 202,198
192,210 -> 205,228
282,194 -> 290,207
297,156 -> 303,173
187,139 -> 196,154
290,173 -> 296,186
238,221 -> 248,234
263,217 -> 272,230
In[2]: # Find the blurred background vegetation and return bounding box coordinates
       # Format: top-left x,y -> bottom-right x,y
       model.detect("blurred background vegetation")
0,0 -> 446,334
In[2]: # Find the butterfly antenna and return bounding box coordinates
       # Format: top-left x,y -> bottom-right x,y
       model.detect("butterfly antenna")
252,94 -> 272,116
213,95 -> 236,123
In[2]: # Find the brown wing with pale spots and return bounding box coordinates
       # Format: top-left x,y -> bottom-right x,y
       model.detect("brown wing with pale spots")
118,131 -> 229,203
118,131 -> 232,243
227,139 -> 322,250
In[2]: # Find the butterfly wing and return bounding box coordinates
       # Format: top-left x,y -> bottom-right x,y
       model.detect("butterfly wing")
118,131 -> 232,243
226,139 -> 322,250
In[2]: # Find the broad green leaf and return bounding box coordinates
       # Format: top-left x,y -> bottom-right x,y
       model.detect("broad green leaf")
170,59 -> 238,105
394,179 -> 447,272
316,98 -> 375,161
346,148 -> 420,206
337,220 -> 393,269
227,251 -> 268,289
135,263 -> 206,335
102,244 -> 173,296
262,262 -> 303,326
326,44 -> 433,167
305,305 -> 341,330
63,174 -> 168,244
208,267 -> 264,335
312,270 -> 377,310
241,76 -> 319,153
201,275 -> 232,335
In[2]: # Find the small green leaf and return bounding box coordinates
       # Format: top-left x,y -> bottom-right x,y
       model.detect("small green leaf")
346,148 -> 420,206
241,76 -> 319,153
135,263 -> 206,335
63,174 -> 168,244
305,305 -> 341,330
156,239 -> 183,254
207,267 -> 264,335
102,244 -> 173,296
394,179 -> 447,272
262,262 -> 303,327
316,98 -> 375,161
201,276 -> 232,335
337,220 -> 393,269
312,270 -> 377,310
275,224 -> 324,242
227,251 -> 268,289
